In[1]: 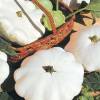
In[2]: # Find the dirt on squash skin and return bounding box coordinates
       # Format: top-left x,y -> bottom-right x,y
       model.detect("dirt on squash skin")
64,13 -> 100,52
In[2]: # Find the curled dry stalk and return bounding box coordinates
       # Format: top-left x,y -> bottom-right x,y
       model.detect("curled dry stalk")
32,0 -> 57,35
9,0 -> 75,62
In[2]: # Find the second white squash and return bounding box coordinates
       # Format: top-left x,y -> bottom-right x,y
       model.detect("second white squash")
14,47 -> 84,100
73,25 -> 100,72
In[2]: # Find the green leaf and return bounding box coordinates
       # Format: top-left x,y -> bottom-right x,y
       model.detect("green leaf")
78,96 -> 94,100
92,11 -> 100,18
86,3 -> 100,18
0,38 -> 17,56
87,3 -> 100,11
43,10 -> 65,31
84,72 -> 100,91
90,0 -> 100,3
74,72 -> 100,100
76,85 -> 94,100
37,0 -> 53,11
95,95 -> 100,100
0,92 -> 13,100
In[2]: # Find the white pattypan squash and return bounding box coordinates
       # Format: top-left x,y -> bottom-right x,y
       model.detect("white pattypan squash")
0,51 -> 9,85
0,0 -> 45,45
14,47 -> 84,100
73,25 -> 100,72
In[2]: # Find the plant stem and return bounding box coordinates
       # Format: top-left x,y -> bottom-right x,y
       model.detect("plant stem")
9,17 -> 74,62
56,0 -> 59,11
32,0 -> 57,34
65,6 -> 87,20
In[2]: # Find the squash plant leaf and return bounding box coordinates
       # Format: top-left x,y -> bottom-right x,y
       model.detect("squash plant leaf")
95,96 -> 100,100
74,85 -> 94,100
0,38 -> 17,56
83,72 -> 100,91
86,1 -> 100,18
74,72 -> 100,100
90,0 -> 100,3
43,10 -> 65,31
0,92 -> 13,100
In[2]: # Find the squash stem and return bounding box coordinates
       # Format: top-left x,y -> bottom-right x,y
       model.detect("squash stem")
56,0 -> 59,11
32,0 -> 57,35
65,6 -> 87,20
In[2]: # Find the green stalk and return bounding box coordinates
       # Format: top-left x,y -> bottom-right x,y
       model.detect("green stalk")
65,6 -> 88,20
56,0 -> 59,11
